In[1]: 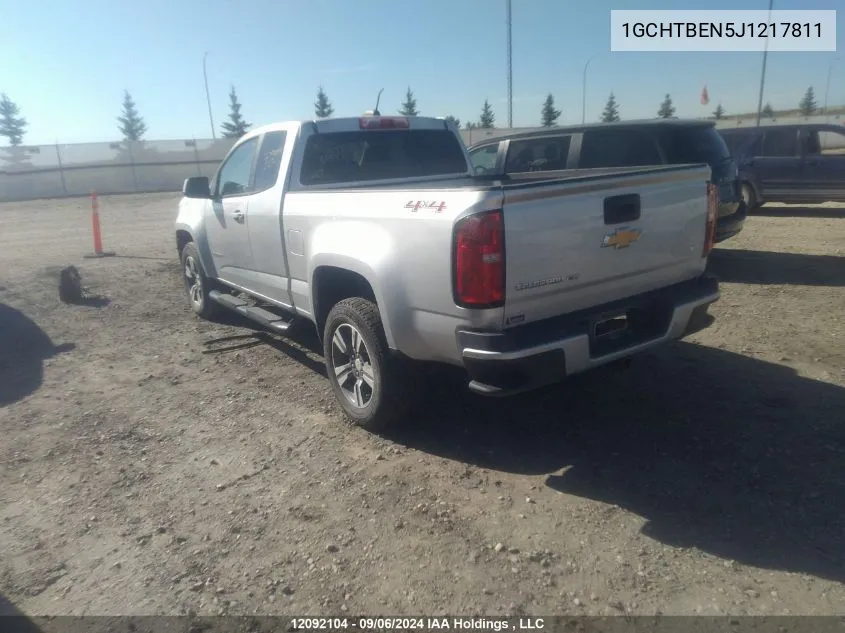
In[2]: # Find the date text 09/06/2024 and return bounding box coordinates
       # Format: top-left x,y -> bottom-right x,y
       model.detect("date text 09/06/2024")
290,617 -> 547,631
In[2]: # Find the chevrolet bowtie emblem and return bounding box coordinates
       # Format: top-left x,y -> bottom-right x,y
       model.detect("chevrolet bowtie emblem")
601,227 -> 642,249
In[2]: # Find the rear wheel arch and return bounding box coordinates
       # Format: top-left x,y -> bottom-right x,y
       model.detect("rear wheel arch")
311,266 -> 382,343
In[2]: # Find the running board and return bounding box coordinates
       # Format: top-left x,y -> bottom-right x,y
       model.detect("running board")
208,290 -> 293,333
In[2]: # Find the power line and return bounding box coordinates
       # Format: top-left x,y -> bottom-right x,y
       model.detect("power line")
506,0 -> 513,128
754,0 -> 774,127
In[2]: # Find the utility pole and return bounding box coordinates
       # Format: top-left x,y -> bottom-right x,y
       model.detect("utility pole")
506,0 -> 513,128
822,56 -> 841,119
582,55 -> 596,124
754,0 -> 774,127
203,52 -> 216,139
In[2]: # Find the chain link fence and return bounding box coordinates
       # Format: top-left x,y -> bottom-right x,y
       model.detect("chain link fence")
0,128 -> 542,203
0,138 -> 239,202
2,116 -> 842,203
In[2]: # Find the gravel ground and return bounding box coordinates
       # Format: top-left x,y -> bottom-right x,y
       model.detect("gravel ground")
0,194 -> 843,618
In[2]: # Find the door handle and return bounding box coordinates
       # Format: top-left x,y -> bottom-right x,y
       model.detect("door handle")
232,210 -> 245,223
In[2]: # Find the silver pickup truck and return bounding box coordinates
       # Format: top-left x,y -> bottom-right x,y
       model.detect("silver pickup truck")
175,115 -> 719,430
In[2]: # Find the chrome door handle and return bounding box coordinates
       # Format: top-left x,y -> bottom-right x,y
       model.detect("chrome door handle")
232,210 -> 245,223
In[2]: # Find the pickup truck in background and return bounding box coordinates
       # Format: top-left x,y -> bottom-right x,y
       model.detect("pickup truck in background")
175,115 -> 720,431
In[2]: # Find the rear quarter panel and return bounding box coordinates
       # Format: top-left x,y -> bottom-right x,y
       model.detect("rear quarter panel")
281,188 -> 503,364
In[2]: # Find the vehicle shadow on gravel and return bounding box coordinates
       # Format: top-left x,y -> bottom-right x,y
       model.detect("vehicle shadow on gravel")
0,593 -> 42,633
753,205 -> 844,219
0,303 -> 75,406
204,310 -> 326,377
0,592 -> 43,631
708,248 -> 845,287
387,343 -> 845,583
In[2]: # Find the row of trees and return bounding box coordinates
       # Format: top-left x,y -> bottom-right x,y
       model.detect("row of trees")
116,88 -> 251,142
0,85 -> 829,147
0,87 -> 253,147
317,84 -> 824,129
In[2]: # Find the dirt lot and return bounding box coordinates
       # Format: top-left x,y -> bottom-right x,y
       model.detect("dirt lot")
1,194 -> 844,618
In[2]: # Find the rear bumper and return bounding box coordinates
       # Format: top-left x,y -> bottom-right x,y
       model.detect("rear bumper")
715,200 -> 747,243
456,273 -> 719,397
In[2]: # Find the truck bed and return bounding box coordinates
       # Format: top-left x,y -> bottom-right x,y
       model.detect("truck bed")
297,164 -> 705,193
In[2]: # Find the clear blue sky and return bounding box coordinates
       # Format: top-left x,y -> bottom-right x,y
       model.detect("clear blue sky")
2,0 -> 843,145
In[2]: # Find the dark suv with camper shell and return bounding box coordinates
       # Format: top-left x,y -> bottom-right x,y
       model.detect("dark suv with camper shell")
468,119 -> 746,242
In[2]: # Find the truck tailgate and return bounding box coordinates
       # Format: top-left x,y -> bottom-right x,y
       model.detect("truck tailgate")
502,165 -> 712,328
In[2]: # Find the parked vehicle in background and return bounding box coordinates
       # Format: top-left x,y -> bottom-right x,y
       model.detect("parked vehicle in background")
718,123 -> 845,209
175,115 -> 719,431
468,119 -> 746,243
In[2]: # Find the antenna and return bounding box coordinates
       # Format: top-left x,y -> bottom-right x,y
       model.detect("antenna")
373,88 -> 384,116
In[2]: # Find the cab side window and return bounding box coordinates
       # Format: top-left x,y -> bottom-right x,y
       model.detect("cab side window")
253,131 -> 287,191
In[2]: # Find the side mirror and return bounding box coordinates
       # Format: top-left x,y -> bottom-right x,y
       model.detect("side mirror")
183,176 -> 211,199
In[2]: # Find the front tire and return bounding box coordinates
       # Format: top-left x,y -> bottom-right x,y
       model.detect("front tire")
323,298 -> 411,432
180,242 -> 219,320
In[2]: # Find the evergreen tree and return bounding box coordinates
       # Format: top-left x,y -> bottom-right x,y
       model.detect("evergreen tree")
0,93 -> 27,146
799,86 -> 818,116
465,121 -> 477,130
117,90 -> 147,141
657,93 -> 676,119
762,102 -> 775,118
601,92 -> 620,123
444,115 -> 460,129
314,86 -> 334,118
399,87 -> 419,116
712,104 -> 726,120
540,93 -> 561,127
220,86 -> 251,138
479,99 -> 495,128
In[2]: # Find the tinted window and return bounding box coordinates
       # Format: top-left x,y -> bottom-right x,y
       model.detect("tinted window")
254,131 -> 287,191
815,129 -> 845,155
217,137 -> 258,197
720,130 -> 759,155
504,135 -> 571,172
578,129 -> 662,169
762,128 -> 798,157
300,130 -> 467,185
660,126 -> 730,163
469,144 -> 499,174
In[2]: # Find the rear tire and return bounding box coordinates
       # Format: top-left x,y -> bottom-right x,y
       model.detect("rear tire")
323,298 -> 411,432
180,242 -> 219,320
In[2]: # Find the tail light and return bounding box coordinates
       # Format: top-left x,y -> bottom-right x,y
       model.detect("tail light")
703,182 -> 718,257
359,116 -> 410,130
453,210 -> 505,308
